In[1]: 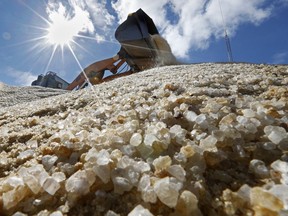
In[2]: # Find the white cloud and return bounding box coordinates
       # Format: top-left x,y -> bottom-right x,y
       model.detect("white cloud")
6,67 -> 37,86
46,0 -> 116,44
47,0 -> 95,36
83,0 -> 115,29
47,0 -> 115,32
95,33 -> 105,43
112,0 -> 169,24
112,0 -> 272,58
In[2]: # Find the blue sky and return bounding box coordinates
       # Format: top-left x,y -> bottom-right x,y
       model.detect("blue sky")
0,0 -> 288,86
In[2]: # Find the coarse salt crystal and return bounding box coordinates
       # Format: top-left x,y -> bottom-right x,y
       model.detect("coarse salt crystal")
128,205 -> 153,216
130,133 -> 142,146
42,177 -> 60,195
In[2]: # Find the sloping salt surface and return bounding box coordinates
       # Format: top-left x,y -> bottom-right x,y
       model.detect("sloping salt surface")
0,82 -> 67,108
0,63 -> 288,215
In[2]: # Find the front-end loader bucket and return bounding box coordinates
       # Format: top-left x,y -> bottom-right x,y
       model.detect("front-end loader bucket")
115,9 -> 176,71
115,9 -> 159,42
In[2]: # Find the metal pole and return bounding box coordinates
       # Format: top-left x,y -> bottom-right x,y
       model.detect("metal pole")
218,0 -> 234,62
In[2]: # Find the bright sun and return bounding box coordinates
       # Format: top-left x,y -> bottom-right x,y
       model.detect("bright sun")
43,2 -> 94,50
46,16 -> 76,47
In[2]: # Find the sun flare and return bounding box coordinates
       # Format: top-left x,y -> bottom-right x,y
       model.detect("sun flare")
45,6 -> 78,48
21,1 -> 98,87
46,18 -> 76,47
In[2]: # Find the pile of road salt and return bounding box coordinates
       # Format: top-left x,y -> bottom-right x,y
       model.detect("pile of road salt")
0,63 -> 288,216
0,82 -> 67,108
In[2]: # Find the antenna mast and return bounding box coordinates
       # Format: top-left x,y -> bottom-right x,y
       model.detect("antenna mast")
218,0 -> 234,62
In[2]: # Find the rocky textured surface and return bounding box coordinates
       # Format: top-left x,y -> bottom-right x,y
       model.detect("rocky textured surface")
0,82 -> 67,108
0,63 -> 288,216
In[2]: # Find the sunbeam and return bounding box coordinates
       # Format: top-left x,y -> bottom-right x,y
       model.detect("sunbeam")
67,43 -> 94,91
21,1 -> 51,25
70,39 -> 94,57
76,34 -> 119,45
44,45 -> 58,73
